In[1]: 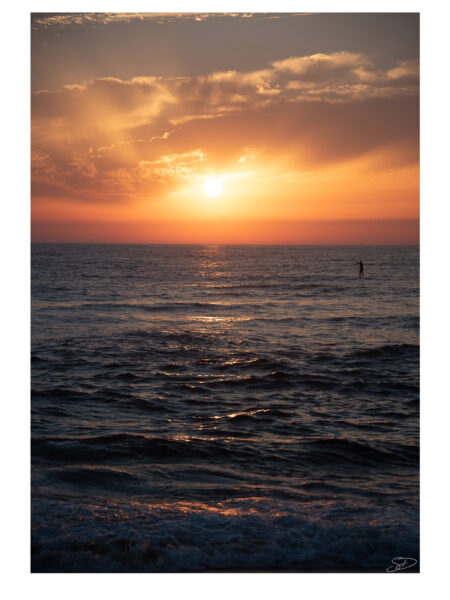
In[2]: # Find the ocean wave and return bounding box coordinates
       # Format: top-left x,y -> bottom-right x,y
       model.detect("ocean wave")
31,433 -> 256,463
176,370 -> 296,391
31,498 -> 419,573
305,438 -> 418,467
46,300 -> 269,313
349,343 -> 419,360
52,466 -> 141,487
31,431 -> 419,472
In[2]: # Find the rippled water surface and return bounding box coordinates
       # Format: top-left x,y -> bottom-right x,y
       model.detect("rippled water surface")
31,244 -> 419,572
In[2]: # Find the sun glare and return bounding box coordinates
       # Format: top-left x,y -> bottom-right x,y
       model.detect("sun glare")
203,178 -> 223,198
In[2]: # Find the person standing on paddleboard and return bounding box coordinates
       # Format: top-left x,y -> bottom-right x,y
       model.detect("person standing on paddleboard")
355,260 -> 364,277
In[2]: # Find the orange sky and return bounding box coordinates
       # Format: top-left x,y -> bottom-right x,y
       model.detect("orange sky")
31,13 -> 419,244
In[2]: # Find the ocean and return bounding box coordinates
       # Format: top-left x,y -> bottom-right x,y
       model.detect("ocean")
31,244 -> 419,572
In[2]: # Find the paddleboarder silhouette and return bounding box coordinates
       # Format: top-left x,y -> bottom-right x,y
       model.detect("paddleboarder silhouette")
355,260 -> 364,277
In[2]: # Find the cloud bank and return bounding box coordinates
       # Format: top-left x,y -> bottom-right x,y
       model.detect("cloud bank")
31,51 -> 419,205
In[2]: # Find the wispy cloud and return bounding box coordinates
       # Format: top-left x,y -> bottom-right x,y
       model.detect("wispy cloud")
31,12 -> 259,31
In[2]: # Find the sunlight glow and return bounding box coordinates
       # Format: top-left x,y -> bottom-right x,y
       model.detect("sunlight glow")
203,178 -> 223,197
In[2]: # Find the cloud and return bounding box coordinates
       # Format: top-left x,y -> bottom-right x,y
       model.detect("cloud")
31,12 -> 258,31
31,52 -> 419,204
273,51 -> 369,78
386,59 -> 420,80
168,95 -> 418,169
352,59 -> 419,83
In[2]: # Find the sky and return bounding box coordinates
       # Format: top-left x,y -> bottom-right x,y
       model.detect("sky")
31,12 -> 419,244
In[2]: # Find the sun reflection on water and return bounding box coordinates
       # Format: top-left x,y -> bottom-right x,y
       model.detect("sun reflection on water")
209,408 -> 271,420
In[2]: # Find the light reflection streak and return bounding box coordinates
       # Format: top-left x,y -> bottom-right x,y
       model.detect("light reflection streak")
189,315 -> 251,322
136,497 -> 287,518
209,408 -> 270,420
157,371 -> 254,382
120,497 -> 343,520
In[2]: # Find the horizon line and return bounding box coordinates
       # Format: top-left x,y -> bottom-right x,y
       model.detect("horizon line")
30,241 -> 420,246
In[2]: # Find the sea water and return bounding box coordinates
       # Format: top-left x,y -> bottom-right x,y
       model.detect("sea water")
31,244 -> 419,572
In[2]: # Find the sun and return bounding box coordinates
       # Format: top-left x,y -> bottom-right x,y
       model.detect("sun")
203,178 -> 223,197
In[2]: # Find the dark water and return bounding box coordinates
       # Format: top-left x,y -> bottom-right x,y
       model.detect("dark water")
31,244 -> 419,572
